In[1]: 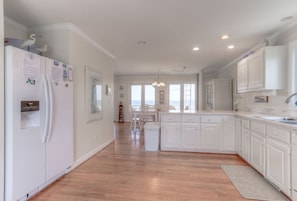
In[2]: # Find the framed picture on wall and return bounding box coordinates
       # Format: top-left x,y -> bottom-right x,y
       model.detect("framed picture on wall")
85,66 -> 103,123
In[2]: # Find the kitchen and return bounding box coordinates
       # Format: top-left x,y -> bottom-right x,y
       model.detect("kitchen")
2,1 -> 297,201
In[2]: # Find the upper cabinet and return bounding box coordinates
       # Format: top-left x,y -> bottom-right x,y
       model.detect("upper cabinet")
237,46 -> 288,93
237,58 -> 248,92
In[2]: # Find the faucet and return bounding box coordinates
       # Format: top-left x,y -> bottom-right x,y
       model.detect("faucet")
285,92 -> 297,104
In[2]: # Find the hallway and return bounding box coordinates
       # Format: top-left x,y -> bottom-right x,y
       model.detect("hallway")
31,123 -> 253,201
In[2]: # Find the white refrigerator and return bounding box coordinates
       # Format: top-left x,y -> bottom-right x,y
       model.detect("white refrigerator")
5,46 -> 74,201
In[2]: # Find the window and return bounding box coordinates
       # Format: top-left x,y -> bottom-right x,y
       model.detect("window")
169,84 -> 181,110
130,84 -> 155,109
168,83 -> 196,110
144,85 -> 155,105
130,85 -> 142,109
184,84 -> 196,110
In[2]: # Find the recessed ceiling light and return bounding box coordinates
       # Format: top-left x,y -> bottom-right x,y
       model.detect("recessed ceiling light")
193,47 -> 199,51
221,34 -> 230,40
281,16 -> 293,23
228,45 -> 235,49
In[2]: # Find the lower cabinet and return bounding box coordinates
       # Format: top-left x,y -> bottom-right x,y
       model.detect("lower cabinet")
160,114 -> 233,153
241,128 -> 250,162
292,132 -> 297,201
235,117 -> 242,154
181,124 -> 200,149
161,122 -> 181,150
250,132 -> 265,175
200,123 -> 220,151
266,137 -> 291,196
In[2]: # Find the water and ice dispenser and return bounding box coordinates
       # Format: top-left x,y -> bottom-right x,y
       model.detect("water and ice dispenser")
20,101 -> 40,128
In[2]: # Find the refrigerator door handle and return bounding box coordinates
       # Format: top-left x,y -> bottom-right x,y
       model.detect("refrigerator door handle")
42,75 -> 49,143
46,75 -> 54,142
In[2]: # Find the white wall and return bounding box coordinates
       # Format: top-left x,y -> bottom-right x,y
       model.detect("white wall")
69,30 -> 115,161
0,1 -> 4,200
114,74 -> 197,122
4,17 -> 27,40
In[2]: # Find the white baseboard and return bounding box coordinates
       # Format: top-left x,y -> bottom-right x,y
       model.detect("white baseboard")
69,137 -> 114,171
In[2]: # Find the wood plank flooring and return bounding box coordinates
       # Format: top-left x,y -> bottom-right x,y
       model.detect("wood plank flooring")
31,122 -> 257,201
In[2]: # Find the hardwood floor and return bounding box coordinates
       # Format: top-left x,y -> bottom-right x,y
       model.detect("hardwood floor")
31,122 -> 257,201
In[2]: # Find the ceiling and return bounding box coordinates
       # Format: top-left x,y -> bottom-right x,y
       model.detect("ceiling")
4,0 -> 297,76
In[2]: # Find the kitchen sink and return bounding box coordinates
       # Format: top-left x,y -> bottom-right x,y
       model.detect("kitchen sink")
276,118 -> 297,124
255,116 -> 297,124
257,116 -> 284,121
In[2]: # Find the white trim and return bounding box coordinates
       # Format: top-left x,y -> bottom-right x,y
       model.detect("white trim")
30,23 -> 116,60
69,137 -> 114,171
4,16 -> 27,32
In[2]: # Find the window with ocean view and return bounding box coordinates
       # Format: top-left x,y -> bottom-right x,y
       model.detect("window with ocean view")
131,84 -> 155,109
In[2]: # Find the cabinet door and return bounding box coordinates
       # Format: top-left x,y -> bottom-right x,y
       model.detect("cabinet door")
235,118 -> 242,154
250,132 -> 265,175
237,58 -> 248,92
241,128 -> 250,162
200,123 -> 220,151
161,123 -> 181,150
182,124 -> 200,149
221,116 -> 235,152
292,144 -> 297,200
266,138 -> 290,196
248,50 -> 264,90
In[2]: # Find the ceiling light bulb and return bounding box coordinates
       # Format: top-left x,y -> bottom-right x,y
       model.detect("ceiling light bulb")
228,45 -> 235,49
193,47 -> 199,51
221,34 -> 230,40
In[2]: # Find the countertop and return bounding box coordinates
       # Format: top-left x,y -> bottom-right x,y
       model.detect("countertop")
159,110 -> 297,130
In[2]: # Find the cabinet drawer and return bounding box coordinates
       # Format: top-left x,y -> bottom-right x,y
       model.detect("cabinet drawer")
267,126 -> 290,144
161,114 -> 181,122
241,119 -> 250,129
292,132 -> 297,145
182,115 -> 200,123
201,116 -> 221,123
251,121 -> 265,135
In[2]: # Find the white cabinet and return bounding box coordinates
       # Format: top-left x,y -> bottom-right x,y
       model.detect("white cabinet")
266,126 -> 291,197
237,58 -> 248,92
161,122 -> 181,149
241,119 -> 250,162
200,116 -> 222,151
237,46 -> 287,92
250,121 -> 266,175
181,124 -> 200,149
292,132 -> 297,201
221,116 -> 235,152
247,50 -> 264,89
235,117 -> 242,154
161,114 -> 181,150
205,79 -> 232,110
181,115 -> 200,150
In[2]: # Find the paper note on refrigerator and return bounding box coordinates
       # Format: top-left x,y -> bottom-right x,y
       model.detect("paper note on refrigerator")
51,63 -> 63,82
23,54 -> 41,85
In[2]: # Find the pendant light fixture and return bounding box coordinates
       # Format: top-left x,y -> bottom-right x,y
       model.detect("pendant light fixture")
152,69 -> 165,87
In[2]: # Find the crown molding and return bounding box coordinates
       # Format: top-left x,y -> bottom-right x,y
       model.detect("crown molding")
4,16 -> 27,33
30,23 -> 116,60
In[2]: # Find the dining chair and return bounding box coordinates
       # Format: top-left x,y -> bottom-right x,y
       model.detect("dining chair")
129,105 -> 142,133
